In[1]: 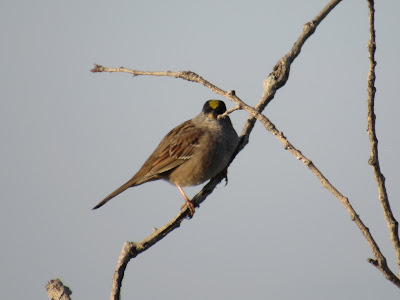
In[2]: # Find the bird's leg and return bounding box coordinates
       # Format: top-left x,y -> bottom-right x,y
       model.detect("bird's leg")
177,185 -> 195,217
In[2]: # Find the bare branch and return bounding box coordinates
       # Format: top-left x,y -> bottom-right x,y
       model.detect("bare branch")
218,105 -> 241,120
109,171 -> 228,300
241,105 -> 400,287
240,0 -> 342,145
366,0 -> 400,275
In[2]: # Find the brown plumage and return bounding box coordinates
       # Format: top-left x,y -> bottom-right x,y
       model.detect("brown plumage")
92,100 -> 239,216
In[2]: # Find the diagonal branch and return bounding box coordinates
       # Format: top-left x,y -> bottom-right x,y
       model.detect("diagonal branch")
240,0 -> 342,142
238,102 -> 400,287
109,171 -> 231,300
366,0 -> 400,274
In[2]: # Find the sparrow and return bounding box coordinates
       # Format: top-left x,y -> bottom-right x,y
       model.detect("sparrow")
92,100 -> 239,216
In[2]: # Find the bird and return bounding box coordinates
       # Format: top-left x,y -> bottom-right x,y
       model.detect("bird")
92,100 -> 239,216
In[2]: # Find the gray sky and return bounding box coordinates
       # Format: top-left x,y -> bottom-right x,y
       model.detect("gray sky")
1,0 -> 400,299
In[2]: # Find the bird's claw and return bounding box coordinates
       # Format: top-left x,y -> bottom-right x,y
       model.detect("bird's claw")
181,200 -> 195,218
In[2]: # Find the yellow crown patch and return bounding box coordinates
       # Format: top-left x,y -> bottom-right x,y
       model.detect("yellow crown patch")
208,100 -> 220,109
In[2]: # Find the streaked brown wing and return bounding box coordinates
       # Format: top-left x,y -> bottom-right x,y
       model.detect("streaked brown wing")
148,120 -> 204,175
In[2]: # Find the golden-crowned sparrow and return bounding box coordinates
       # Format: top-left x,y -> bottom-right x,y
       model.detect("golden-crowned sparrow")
92,100 -> 239,216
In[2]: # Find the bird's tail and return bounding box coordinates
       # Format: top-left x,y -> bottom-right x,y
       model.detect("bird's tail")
92,179 -> 136,210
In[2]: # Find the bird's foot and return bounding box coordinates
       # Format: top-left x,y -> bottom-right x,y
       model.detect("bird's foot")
177,184 -> 195,218
181,200 -> 195,218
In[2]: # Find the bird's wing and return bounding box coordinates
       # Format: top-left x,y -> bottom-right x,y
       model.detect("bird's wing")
147,120 -> 204,175
92,120 -> 205,209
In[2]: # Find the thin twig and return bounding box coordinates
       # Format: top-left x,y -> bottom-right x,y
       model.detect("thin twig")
366,0 -> 400,275
218,105 -> 241,119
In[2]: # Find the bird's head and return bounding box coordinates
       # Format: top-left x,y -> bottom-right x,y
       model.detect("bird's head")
202,100 -> 227,119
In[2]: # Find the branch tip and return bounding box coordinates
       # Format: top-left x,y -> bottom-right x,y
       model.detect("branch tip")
368,258 -> 379,266
90,64 -> 104,73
